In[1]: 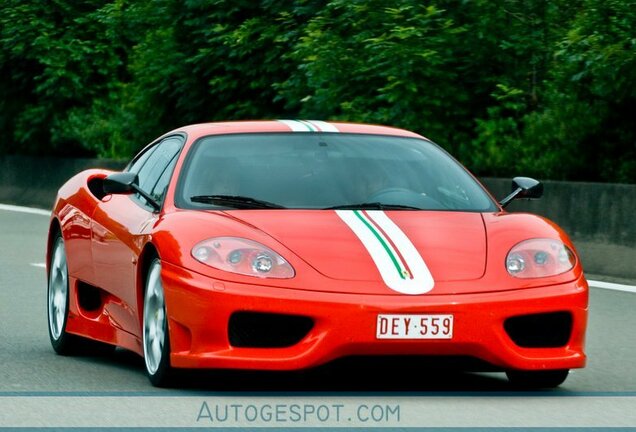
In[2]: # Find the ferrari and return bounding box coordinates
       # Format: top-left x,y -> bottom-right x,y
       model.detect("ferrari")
47,120 -> 588,387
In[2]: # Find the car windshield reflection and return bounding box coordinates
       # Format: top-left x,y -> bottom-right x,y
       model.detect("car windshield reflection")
176,133 -> 496,212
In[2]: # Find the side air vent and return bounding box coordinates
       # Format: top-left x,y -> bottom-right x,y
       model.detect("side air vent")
77,281 -> 103,312
87,177 -> 108,200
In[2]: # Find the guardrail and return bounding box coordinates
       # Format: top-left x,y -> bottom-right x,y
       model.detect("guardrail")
481,178 -> 635,280
1,155 -> 634,280
0,155 -> 125,209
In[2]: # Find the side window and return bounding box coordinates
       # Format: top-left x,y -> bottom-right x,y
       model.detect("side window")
133,137 -> 183,208
150,153 -> 179,203
127,145 -> 157,174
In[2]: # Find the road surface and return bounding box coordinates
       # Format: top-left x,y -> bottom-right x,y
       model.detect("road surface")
1,206 -> 635,427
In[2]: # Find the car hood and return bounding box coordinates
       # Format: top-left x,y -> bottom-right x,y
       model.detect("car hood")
229,210 -> 487,287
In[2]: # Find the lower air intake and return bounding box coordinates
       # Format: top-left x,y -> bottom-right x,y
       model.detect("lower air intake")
504,311 -> 572,348
228,312 -> 314,348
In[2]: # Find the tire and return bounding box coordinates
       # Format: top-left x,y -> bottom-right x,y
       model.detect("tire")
48,233 -> 115,356
47,234 -> 77,354
143,258 -> 174,387
506,369 -> 569,389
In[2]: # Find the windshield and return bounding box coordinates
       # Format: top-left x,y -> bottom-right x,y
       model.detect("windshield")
176,133 -> 497,211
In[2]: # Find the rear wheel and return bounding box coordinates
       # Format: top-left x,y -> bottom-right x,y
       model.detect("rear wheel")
143,258 -> 174,387
506,369 -> 569,389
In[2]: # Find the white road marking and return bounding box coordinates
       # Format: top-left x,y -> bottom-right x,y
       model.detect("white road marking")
588,279 -> 636,294
30,263 -> 46,269
0,203 -> 50,216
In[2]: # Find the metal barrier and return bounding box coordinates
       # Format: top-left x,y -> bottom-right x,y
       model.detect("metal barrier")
482,178 -> 636,280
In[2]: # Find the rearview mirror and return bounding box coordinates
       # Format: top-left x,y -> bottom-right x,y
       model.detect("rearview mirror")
103,172 -> 138,195
102,172 -> 161,211
499,177 -> 543,208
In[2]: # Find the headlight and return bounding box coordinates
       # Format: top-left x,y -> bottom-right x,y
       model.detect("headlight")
192,237 -> 295,279
506,238 -> 576,278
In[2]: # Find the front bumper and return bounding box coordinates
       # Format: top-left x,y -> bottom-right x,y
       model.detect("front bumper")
161,262 -> 588,371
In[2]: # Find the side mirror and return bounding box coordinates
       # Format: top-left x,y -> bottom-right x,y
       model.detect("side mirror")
103,172 -> 138,195
102,172 -> 161,211
499,176 -> 543,208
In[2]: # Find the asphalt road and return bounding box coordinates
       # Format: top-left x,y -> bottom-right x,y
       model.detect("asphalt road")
1,207 -> 636,427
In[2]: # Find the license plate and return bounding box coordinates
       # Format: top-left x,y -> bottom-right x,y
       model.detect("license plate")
376,314 -> 454,339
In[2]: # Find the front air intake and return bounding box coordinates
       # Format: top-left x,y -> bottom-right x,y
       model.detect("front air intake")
228,312 -> 314,348
504,311 -> 572,348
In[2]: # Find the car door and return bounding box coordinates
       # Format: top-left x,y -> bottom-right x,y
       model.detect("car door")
90,136 -> 183,337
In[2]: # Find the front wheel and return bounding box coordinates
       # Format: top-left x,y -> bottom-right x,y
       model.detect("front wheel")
48,233 -> 114,355
143,258 -> 174,387
506,369 -> 569,389
47,234 -> 75,354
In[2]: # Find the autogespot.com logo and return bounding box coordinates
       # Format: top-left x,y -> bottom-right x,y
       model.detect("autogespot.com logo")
196,401 -> 401,425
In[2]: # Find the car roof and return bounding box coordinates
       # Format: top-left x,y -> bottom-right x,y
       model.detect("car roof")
165,120 -> 426,140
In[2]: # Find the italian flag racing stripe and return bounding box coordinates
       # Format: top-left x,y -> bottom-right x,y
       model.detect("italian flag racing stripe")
278,120 -> 339,133
353,210 -> 409,280
308,120 -> 339,132
363,210 -> 415,280
336,210 -> 435,295
297,120 -> 318,131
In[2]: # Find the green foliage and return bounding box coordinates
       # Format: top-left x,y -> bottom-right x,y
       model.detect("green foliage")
0,0 -> 130,156
0,0 -> 634,182
279,1 -> 469,152
538,0 -> 636,182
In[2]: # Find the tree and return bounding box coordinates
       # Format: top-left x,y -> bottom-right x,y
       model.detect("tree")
0,0 -> 634,182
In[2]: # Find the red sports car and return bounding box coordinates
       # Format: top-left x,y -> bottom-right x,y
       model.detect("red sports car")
47,121 -> 587,387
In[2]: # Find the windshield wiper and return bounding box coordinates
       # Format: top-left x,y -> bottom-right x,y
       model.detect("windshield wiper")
190,195 -> 286,209
324,202 -> 421,210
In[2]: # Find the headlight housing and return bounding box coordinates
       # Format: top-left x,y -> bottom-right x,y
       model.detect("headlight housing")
506,238 -> 576,278
192,237 -> 295,279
